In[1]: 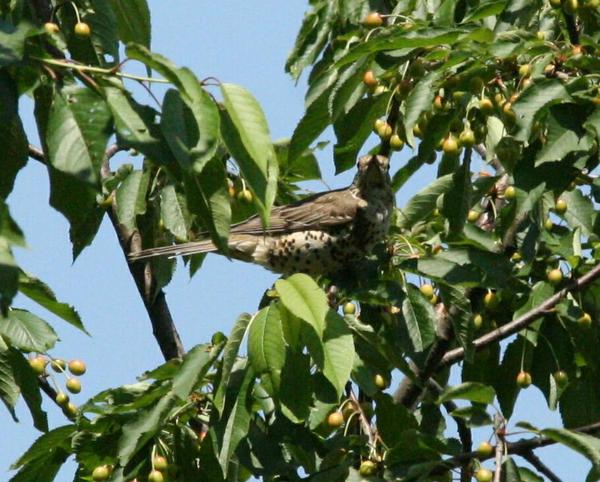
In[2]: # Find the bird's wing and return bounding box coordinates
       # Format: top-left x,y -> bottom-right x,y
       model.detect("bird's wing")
229,187 -> 362,235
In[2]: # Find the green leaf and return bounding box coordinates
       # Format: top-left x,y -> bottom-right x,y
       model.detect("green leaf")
285,2 -> 333,79
405,70 -> 443,131
160,87 -> 220,173
214,313 -> 251,414
11,425 -> 74,468
115,169 -> 150,231
536,104 -> 594,166
45,85 -> 112,185
18,273 -> 87,334
541,428 -> 600,470
109,0 -> 151,47
276,274 -> 354,395
0,242 -> 19,312
0,71 -> 27,199
0,20 -> 40,66
401,285 -> 436,352
220,83 -> 278,225
182,159 -> 231,253
276,274 -> 328,337
441,152 -> 472,234
562,189 -> 596,237
216,363 -> 253,477
333,93 -> 389,173
513,79 -> 571,142
463,1 -> 508,21
118,343 -> 223,466
396,174 -> 454,229
439,284 -> 473,360
104,86 -> 174,165
8,450 -> 69,482
288,85 -> 332,165
0,309 -> 57,352
248,303 -> 286,392
0,345 -> 19,420
437,382 -> 495,404
159,185 -> 191,240
279,351 -> 312,422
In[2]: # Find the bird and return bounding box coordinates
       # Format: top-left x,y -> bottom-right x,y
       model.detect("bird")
128,154 -> 394,275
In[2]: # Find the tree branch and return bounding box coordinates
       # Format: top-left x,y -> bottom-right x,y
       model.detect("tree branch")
521,450 -> 563,482
101,148 -> 185,360
440,261 -> 600,367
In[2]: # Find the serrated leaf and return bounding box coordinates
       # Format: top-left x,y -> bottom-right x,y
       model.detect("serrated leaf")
276,274 -> 329,336
11,424 -> 75,468
437,382 -> 495,404
45,85 -> 112,185
0,242 -> 19,312
160,185 -> 191,240
438,284 -> 473,360
441,152 -> 472,233
0,346 -> 19,420
220,83 -> 278,225
541,428 -> 600,470
160,86 -> 220,173
562,189 -> 596,237
333,92 -> 389,173
18,273 -> 87,334
115,169 -> 150,231
0,309 -> 57,352
513,79 -> 571,142
109,0 -> 151,47
401,285 -> 436,352
214,313 -> 251,414
118,343 -> 222,466
405,70 -> 443,131
248,303 -> 285,392
396,174 -> 454,229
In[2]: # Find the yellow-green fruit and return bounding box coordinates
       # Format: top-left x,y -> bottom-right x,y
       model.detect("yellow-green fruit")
549,0 -> 562,6
544,218 -> 554,231
374,119 -> 385,132
511,252 -> 522,262
92,465 -> 110,481
237,189 -> 253,203
467,210 -> 480,223
479,97 -> 494,114
516,370 -> 532,388
554,198 -> 567,215
74,22 -> 91,37
327,411 -> 344,428
553,370 -> 569,387
51,359 -> 66,372
55,391 -> 69,406
420,284 -> 435,298
475,468 -> 493,482
44,22 -> 60,34
459,129 -> 475,148
66,377 -> 82,394
476,441 -> 494,457
433,95 -> 444,111
68,359 -> 86,376
362,12 -> 383,28
578,312 -> 592,327
29,357 -> 47,375
504,186 -> 516,200
518,64 -> 532,78
153,456 -> 168,471
412,124 -> 423,138
547,268 -> 563,284
363,70 -> 378,89
374,374 -> 388,390
483,291 -> 499,310
148,470 -> 164,482
390,134 -> 404,150
377,122 -> 393,140
473,314 -> 483,330
343,302 -> 356,315
429,294 -> 438,305
66,402 -> 78,417
442,136 -> 459,156
536,31 -> 546,40
359,460 -> 378,476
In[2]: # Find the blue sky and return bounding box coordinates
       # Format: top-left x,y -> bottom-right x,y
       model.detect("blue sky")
2,1 -> 588,480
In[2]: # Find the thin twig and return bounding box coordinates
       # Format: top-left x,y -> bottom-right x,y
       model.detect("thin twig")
522,450 -> 563,482
28,145 -> 45,162
441,261 -> 600,367
493,416 -> 505,482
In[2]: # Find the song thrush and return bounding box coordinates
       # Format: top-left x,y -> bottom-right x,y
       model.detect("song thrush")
129,154 -> 394,275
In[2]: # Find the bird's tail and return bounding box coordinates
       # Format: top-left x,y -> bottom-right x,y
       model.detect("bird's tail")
128,239 -> 218,262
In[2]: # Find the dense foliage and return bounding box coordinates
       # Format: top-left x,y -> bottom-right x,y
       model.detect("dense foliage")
2,0 -> 600,481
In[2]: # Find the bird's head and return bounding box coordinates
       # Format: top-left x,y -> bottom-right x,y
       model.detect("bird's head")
355,154 -> 390,189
